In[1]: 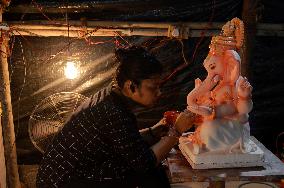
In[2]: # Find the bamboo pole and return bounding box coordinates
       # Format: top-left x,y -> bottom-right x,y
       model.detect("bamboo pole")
8,20 -> 283,31
11,27 -> 220,38
12,28 -> 168,37
8,20 -> 224,29
9,21 -> 222,38
0,102 -> 7,188
0,7 -> 21,188
7,21 -> 284,38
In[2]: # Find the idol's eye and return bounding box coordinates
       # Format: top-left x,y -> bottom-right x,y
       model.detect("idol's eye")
210,65 -> 216,70
208,63 -> 216,70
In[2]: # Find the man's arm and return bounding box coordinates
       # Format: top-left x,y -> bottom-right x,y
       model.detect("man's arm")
139,118 -> 169,146
151,136 -> 179,164
108,111 -> 193,170
140,127 -> 159,146
151,111 -> 194,164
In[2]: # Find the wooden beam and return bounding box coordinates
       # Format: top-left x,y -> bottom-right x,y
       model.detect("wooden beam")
0,7 -> 21,188
5,1 -> 191,14
242,0 -> 258,78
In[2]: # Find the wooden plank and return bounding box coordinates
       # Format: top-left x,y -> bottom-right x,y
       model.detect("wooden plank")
167,136 -> 284,184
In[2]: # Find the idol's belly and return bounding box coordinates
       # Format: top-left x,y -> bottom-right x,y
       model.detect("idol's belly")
199,119 -> 242,151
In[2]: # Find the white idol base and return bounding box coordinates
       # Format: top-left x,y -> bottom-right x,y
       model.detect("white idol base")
179,136 -> 265,169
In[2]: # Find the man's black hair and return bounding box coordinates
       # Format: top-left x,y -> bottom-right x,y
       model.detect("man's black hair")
114,46 -> 163,88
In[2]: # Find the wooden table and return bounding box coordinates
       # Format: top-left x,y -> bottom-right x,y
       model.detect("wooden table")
166,136 -> 284,187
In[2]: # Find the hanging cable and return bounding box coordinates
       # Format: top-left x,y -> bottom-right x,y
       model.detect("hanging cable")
179,39 -> 189,64
161,0 -> 216,85
16,39 -> 27,139
66,0 -> 70,55
31,0 -> 53,22
114,31 -> 131,46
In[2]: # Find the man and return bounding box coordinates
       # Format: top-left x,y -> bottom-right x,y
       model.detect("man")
36,46 -> 193,188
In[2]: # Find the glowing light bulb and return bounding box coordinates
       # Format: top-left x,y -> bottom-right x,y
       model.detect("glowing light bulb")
64,61 -> 79,79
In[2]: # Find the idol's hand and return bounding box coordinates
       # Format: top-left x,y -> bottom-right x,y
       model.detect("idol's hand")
237,76 -> 253,99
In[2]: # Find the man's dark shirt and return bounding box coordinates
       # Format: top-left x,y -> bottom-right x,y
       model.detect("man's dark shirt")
36,90 -> 160,187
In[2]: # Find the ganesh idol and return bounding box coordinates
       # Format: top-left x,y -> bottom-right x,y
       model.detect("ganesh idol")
186,18 -> 254,154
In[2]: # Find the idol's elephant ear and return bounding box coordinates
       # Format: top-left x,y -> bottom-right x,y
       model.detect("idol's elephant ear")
224,50 -> 241,84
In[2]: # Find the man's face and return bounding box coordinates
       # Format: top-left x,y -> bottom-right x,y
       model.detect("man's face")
133,76 -> 162,107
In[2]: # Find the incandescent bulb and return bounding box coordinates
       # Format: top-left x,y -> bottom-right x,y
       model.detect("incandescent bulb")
64,61 -> 79,79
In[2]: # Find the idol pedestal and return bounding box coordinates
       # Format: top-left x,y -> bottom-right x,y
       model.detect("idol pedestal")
178,135 -> 265,169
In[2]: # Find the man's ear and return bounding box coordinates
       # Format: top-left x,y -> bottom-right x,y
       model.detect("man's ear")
124,80 -> 136,93
130,83 -> 135,93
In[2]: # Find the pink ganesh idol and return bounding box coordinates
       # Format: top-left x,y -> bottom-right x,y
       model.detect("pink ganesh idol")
186,18 -> 254,154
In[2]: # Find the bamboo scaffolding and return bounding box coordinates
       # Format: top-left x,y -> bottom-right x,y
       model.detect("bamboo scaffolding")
8,20 -> 224,29
0,8 -> 21,188
11,28 -> 220,38
8,21 -> 283,30
0,102 -> 7,188
7,21 -> 284,38
12,28 -> 168,37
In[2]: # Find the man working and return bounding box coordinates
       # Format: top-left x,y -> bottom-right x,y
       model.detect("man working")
36,46 -> 194,188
